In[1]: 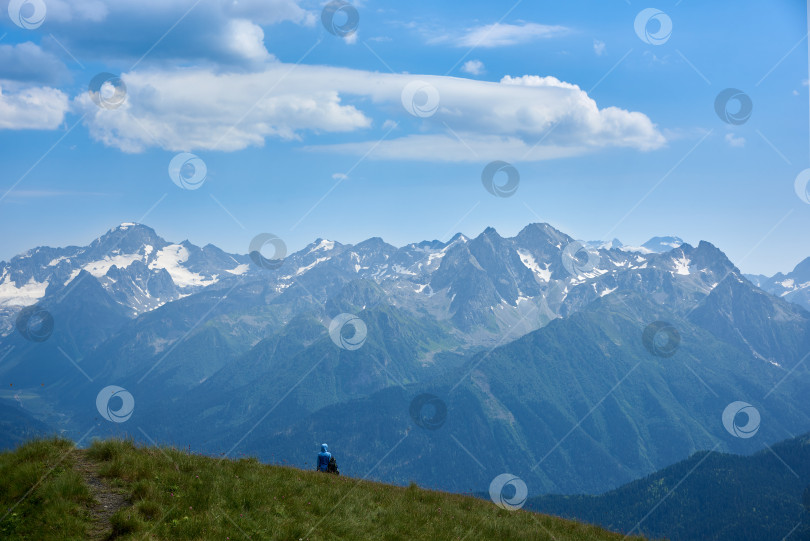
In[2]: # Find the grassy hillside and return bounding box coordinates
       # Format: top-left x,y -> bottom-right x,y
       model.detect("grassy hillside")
0,438 -> 645,541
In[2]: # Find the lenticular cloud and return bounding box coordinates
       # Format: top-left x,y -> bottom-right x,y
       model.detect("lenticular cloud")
75,64 -> 665,161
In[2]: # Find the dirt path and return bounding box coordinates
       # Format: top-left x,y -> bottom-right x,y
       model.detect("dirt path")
73,451 -> 129,540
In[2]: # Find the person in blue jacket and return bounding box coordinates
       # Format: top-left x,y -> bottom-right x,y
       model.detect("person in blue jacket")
317,443 -> 331,472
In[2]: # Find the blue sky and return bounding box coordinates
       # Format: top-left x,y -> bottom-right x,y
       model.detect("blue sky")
0,0 -> 807,275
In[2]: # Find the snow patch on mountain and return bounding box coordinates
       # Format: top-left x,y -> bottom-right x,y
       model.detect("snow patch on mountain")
393,264 -> 417,276
371,264 -> 388,280
0,275 -> 49,306
600,286 -> 618,297
673,255 -> 691,276
427,252 -> 446,266
82,253 -> 143,277
294,257 -> 330,276
226,264 -> 250,275
149,245 -> 217,287
65,269 -> 80,285
413,283 -> 436,298
48,256 -> 70,266
517,249 -> 551,282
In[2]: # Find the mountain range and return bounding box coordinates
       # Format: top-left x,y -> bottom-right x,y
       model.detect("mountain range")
746,258 -> 810,313
528,432 -> 810,540
1,222 -> 809,518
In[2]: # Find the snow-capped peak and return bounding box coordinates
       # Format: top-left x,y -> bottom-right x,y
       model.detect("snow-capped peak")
309,239 -> 336,253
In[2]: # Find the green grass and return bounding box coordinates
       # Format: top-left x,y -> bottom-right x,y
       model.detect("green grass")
0,437 -> 93,540
1,438 -> 645,540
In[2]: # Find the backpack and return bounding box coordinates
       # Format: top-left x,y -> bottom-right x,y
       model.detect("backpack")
327,456 -> 339,475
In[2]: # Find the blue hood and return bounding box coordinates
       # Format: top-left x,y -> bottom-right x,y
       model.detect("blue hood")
321,444 -> 328,453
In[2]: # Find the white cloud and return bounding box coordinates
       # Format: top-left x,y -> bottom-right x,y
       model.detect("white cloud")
223,19 -> 274,62
74,64 -> 665,161
432,22 -> 569,48
500,74 -> 580,91
593,40 -> 606,56
725,133 -> 745,147
74,67 -> 373,152
0,85 -> 70,130
461,60 -> 485,76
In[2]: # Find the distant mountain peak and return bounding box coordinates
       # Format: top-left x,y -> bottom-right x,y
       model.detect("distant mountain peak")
446,232 -> 468,244
520,222 -> 557,233
617,235 -> 684,254
307,238 -> 337,253
642,236 -> 684,253
355,237 -> 391,250
107,222 -> 151,234
792,256 -> 810,277
97,222 -> 161,241
515,222 -> 570,247
745,254 -> 810,312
